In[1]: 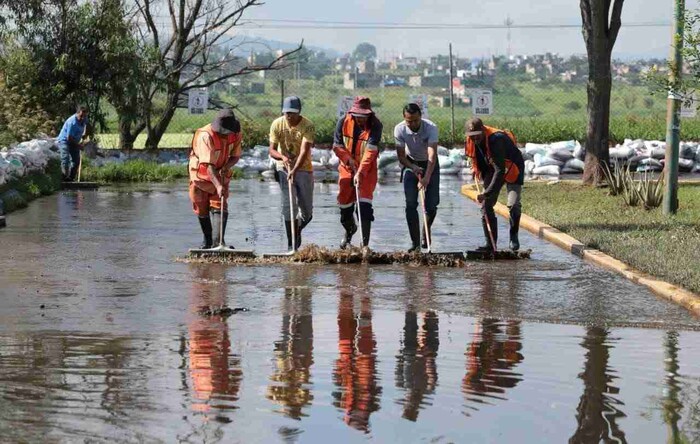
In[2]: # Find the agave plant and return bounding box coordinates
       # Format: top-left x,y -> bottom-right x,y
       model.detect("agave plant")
621,170 -> 641,207
602,160 -> 626,196
635,171 -> 665,210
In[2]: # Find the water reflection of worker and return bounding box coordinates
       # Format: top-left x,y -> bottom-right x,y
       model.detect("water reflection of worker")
569,326 -> 626,443
266,267 -> 315,419
332,268 -> 381,432
462,318 -> 523,405
187,264 -> 242,414
395,269 -> 439,421
188,109 -> 242,249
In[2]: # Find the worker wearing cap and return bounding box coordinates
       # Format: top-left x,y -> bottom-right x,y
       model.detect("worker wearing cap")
394,103 -> 440,252
332,96 -> 383,249
269,96 -> 315,250
188,109 -> 242,249
465,117 -> 525,251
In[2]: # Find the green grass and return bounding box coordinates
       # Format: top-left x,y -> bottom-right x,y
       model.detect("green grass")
80,159 -> 243,183
510,181 -> 700,294
0,159 -> 63,214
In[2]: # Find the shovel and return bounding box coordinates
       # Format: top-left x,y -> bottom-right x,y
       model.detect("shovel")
262,168 -> 298,258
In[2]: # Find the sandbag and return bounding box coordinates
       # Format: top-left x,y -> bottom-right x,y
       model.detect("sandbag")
437,146 -> 449,156
532,165 -> 560,176
563,158 -> 585,172
534,153 -> 564,168
525,143 -> 548,157
573,142 -> 585,160
550,140 -> 576,152
609,146 -> 634,160
680,142 -> 697,159
679,158 -> 694,172
378,150 -> 398,169
524,160 -> 536,175
549,146 -> 574,162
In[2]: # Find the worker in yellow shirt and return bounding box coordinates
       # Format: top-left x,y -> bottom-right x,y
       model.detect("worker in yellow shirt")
268,96 -> 315,250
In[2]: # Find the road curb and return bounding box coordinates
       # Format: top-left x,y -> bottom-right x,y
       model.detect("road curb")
461,184 -> 700,316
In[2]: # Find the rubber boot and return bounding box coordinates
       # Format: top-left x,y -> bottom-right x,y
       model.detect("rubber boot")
339,206 -> 357,249
211,211 -> 229,246
361,218 -> 372,247
359,202 -> 374,248
509,205 -> 521,251
198,216 -> 213,249
476,213 -> 498,251
294,219 -> 302,250
421,211 -> 436,249
406,209 -> 421,253
284,220 -> 293,250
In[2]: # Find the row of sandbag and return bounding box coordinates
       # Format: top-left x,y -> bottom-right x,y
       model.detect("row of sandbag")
609,139 -> 700,173
0,139 -> 59,186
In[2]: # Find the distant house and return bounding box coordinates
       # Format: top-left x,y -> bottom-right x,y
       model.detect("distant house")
343,71 -> 382,89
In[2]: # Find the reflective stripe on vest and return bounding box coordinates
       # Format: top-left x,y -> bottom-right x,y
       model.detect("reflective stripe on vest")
341,115 -> 371,161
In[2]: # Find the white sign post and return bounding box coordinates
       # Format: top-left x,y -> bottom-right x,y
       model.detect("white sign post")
188,89 -> 209,115
472,89 -> 493,116
681,93 -> 697,118
408,94 -> 429,119
336,96 -> 355,119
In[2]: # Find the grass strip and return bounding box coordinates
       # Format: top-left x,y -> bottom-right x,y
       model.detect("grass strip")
513,181 -> 700,294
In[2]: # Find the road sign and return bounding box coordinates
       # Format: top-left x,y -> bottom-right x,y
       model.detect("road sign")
336,96 -> 355,119
681,94 -> 697,118
408,94 -> 429,119
472,89 -> 493,116
188,89 -> 209,115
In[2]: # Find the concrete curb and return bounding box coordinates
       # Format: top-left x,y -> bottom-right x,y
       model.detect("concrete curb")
461,184 -> 700,316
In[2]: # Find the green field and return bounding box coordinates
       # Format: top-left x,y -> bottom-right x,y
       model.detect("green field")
97,76 -> 700,148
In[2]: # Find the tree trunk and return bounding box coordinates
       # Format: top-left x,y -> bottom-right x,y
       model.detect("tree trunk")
144,89 -> 179,151
582,54 -> 612,185
580,0 -> 623,186
118,118 -> 137,151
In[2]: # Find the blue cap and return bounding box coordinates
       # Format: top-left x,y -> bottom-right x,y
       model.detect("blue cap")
282,96 -> 302,114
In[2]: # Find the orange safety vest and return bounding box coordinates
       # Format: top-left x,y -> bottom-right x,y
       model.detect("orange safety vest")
465,125 -> 520,184
341,114 -> 372,163
189,124 -> 240,185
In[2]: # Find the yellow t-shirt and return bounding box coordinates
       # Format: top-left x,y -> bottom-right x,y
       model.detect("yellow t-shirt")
269,116 -> 315,172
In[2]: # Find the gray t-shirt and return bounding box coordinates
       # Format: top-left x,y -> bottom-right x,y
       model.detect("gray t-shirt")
394,119 -> 439,161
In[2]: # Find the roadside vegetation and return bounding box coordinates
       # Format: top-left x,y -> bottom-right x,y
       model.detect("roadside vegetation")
0,160 -> 62,214
510,181 -> 700,294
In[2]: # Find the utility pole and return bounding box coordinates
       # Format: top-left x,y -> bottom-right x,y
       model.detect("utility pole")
664,0 -> 685,215
449,43 -> 456,145
505,15 -> 513,59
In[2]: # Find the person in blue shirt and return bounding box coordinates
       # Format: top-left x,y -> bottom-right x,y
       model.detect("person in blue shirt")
57,105 -> 89,181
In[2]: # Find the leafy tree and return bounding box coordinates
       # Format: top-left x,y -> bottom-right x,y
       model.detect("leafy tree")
352,42 -> 376,61
128,0 -> 302,150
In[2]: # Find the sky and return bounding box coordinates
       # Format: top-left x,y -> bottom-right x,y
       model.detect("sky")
234,0 -> 700,59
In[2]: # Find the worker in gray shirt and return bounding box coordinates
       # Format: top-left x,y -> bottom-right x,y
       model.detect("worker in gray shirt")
394,103 -> 440,252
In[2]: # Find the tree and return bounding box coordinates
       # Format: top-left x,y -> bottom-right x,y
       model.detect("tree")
580,0 -> 624,185
352,42 -> 376,61
128,0 -> 301,150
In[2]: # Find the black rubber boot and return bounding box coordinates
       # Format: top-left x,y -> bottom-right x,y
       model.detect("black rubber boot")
211,211 -> 229,246
406,209 -> 421,252
421,211 -> 436,249
198,216 -> 213,249
477,212 -> 498,251
294,219 -> 302,250
284,220 -> 293,250
359,202 -> 374,247
339,206 -> 357,249
509,205 -> 521,251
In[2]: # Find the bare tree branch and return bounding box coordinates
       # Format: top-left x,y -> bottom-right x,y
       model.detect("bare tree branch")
608,0 -> 624,49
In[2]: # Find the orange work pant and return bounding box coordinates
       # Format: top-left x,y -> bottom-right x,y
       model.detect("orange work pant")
337,162 -> 377,208
189,182 -> 229,216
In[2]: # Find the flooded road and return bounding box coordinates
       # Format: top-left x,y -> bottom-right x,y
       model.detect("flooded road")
1,178 -> 699,443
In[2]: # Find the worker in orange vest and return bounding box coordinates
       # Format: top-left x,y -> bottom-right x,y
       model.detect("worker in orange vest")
188,109 -> 242,248
332,97 -> 383,250
465,117 -> 525,251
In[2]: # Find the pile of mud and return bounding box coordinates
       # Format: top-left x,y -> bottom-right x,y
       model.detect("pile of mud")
178,245 -> 530,267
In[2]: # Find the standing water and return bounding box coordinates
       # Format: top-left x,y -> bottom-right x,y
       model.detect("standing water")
0,177 -> 699,443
